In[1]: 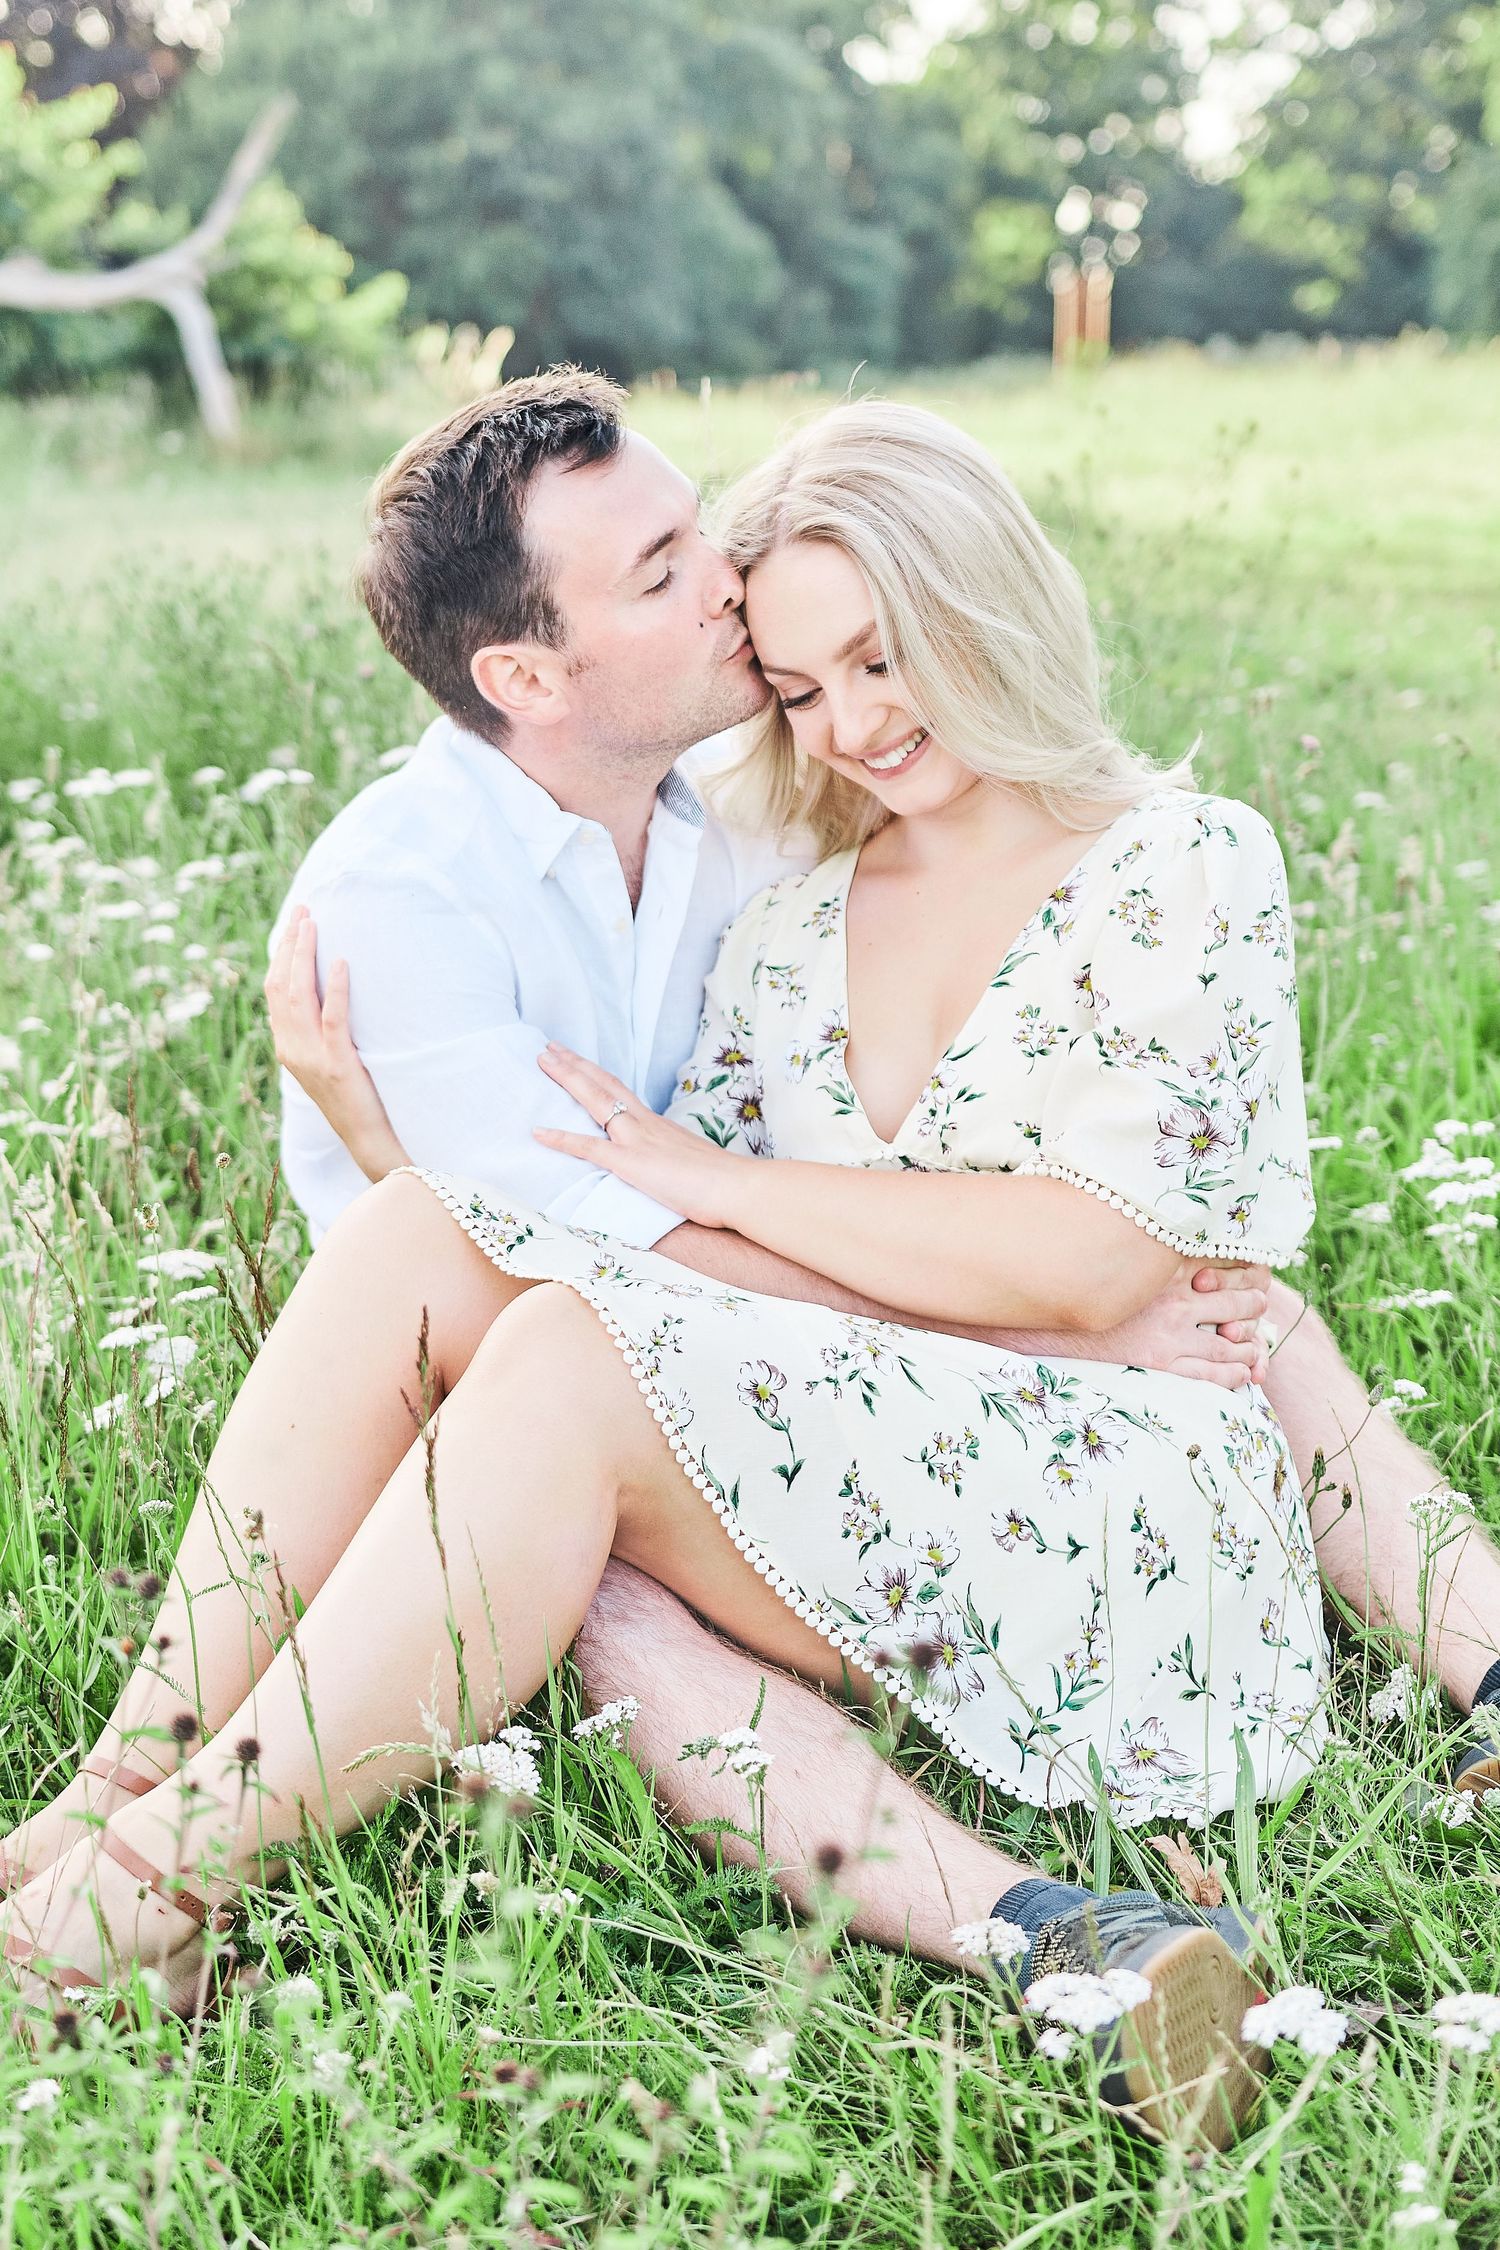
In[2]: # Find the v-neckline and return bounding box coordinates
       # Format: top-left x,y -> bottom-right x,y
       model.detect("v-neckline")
834,791 -> 1165,1152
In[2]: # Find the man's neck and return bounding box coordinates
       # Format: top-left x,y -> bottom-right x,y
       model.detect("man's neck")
489,724 -> 672,914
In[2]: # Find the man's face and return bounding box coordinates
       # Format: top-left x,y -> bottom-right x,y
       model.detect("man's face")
526,433 -> 769,765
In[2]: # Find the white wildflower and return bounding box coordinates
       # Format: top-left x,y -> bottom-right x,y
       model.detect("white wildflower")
1398,2163 -> 1428,2198
13,2077 -> 62,2114
145,1335 -> 196,1376
378,1990 -> 415,2024
306,2046 -> 353,2093
1370,1664 -> 1420,1725
139,1248 -> 219,1281
452,1739 -> 541,1797
1391,2206 -> 1451,2235
1307,1134 -> 1344,1152
86,1394 -> 128,1432
1371,1289 -> 1454,1312
1430,1991 -> 1500,2054
98,1321 -> 167,1352
190,765 -> 226,787
1024,1968 -> 1152,2033
743,2027 -> 794,2082
1034,2026 -> 1075,2061
1454,860 -> 1489,882
951,1916 -> 1029,1964
1422,1792 -> 1478,1828
572,1696 -> 639,1747
1241,1984 -> 1348,2057
1350,1201 -> 1392,1225
6,777 -> 44,803
716,1724 -> 773,1779
240,769 -> 292,803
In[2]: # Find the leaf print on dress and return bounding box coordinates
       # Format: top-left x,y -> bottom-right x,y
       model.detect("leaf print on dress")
838,1467 -> 892,1557
910,1427 -> 981,1494
1130,1497 -> 1179,1595
1014,1005 -> 1063,1066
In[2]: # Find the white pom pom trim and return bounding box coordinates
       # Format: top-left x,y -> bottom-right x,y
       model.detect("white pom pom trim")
1014,1157 -> 1306,1267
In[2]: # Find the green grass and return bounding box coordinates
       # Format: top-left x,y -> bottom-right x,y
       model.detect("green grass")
1,339 -> 1499,2245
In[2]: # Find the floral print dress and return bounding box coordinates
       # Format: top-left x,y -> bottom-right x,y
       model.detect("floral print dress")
404,787 -> 1331,1826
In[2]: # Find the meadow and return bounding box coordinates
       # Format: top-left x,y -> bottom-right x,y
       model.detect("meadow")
1,337 -> 1498,2246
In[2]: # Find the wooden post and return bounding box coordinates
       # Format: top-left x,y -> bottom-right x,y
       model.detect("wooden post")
1082,260 -> 1114,354
1050,260 -> 1082,370
0,97 -> 296,447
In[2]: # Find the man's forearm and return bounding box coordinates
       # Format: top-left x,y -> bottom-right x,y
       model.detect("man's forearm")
654,1223 -> 1093,1356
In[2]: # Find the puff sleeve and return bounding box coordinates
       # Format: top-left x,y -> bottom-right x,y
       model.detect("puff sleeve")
1017,798 -> 1315,1266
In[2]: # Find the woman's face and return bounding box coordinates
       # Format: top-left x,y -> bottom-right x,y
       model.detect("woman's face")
744,540 -> 978,820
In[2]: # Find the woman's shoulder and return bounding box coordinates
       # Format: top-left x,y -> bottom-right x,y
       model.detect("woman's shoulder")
719,849 -> 857,953
1106,787 -> 1289,886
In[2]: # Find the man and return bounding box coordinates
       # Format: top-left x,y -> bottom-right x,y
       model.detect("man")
269,368 -> 1500,2021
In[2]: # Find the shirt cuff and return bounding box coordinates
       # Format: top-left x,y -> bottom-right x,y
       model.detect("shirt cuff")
553,1171 -> 683,1251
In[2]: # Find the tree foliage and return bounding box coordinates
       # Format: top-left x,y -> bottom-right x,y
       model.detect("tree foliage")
0,42 -> 403,396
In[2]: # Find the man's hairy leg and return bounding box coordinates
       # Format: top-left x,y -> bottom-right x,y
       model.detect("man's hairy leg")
1239,1276 -> 1500,1710
574,1561 -> 1031,1969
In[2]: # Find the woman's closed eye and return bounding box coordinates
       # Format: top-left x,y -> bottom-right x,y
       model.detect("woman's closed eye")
643,568 -> 675,596
781,660 -> 887,713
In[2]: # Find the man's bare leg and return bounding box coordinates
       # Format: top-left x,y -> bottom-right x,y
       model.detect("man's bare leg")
575,1562 -> 1024,1964
1250,1277 -> 1500,1710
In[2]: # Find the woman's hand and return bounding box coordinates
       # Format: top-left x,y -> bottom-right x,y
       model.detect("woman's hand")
264,906 -> 410,1182
535,1046 -> 752,1227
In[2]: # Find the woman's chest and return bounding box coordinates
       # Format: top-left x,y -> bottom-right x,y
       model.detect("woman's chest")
753,870 -> 1100,1163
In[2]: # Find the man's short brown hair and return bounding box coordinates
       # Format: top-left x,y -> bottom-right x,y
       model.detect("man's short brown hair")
356,367 -> 627,743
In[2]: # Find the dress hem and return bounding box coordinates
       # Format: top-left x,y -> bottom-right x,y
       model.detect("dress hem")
401,1163 -> 1316,1830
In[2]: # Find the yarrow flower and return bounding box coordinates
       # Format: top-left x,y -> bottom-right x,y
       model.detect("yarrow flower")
571,1697 -> 639,1748
1430,1991 -> 1500,2054
743,2027 -> 795,2082
1369,1663 -> 1437,1726
1024,1968 -> 1152,2034
1034,2025 -> 1076,2061
13,2078 -> 62,2115
679,1723 -> 774,1781
1422,1791 -> 1482,1829
452,1738 -> 541,1798
1241,1984 -> 1349,2057
950,1915 -> 1028,1964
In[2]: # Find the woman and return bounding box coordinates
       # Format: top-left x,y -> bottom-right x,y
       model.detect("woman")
0,403 -> 1328,2145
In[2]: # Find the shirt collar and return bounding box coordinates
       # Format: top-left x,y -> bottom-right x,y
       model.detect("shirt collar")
425,714 -> 707,880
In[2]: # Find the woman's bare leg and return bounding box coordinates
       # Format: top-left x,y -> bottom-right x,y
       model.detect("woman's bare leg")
5,1282 -> 1036,2007
2,1177 -> 528,1882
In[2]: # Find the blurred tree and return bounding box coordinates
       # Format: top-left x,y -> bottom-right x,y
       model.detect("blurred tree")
133,0 -> 927,377
0,47 -> 404,406
6,0 -> 236,134
1227,0 -> 1497,333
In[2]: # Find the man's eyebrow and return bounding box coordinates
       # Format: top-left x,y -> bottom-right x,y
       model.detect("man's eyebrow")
621,525 -> 680,580
759,619 -> 878,678
619,486 -> 703,583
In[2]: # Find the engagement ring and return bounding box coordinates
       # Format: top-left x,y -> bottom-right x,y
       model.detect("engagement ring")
603,1100 -> 629,1134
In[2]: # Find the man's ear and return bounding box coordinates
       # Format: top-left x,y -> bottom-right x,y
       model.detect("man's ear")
471,641 -> 573,728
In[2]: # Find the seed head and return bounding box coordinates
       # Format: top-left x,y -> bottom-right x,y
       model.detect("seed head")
170,1711 -> 200,1746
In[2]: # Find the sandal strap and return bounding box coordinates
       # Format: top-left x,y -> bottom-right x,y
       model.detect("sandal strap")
82,1754 -> 165,1800
99,1827 -> 211,1931
3,1925 -> 102,1995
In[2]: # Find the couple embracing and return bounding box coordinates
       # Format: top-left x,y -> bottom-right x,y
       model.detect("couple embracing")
4,371 -> 1498,2151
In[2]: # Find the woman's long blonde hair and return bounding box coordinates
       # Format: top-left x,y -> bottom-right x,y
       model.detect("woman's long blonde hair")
706,399 -> 1194,857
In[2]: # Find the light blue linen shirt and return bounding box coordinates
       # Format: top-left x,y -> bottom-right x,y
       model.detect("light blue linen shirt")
271,715 -> 811,1248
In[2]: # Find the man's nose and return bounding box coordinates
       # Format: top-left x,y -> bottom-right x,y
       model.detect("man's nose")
706,549 -> 746,617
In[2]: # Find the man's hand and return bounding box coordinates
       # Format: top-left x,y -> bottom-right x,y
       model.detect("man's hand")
1097,1263 -> 1272,1389
264,906 -> 410,1182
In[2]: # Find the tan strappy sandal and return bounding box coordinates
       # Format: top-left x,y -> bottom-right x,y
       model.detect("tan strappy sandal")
0,1755 -> 165,1900
3,1821 -> 244,2050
